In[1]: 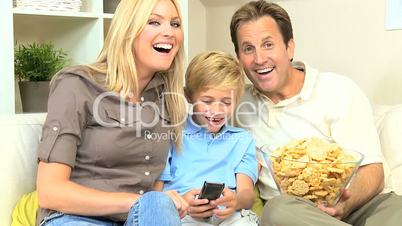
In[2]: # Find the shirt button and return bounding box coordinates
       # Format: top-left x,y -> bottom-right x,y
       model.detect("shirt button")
139,190 -> 144,195
52,127 -> 58,131
145,155 -> 150,161
140,96 -> 145,102
144,171 -> 150,176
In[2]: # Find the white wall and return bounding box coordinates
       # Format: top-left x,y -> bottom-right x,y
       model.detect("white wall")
188,0 -> 207,61
0,1 -> 15,114
179,0 -> 189,63
192,0 -> 402,105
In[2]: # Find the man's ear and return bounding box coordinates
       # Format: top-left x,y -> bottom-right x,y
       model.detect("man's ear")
286,38 -> 295,62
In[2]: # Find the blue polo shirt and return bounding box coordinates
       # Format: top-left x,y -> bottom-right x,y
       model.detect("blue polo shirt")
160,117 -> 258,195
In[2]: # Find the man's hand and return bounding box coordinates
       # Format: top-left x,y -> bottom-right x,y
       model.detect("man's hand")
164,190 -> 189,219
318,189 -> 352,219
318,164 -> 384,220
183,189 -> 216,219
210,188 -> 237,219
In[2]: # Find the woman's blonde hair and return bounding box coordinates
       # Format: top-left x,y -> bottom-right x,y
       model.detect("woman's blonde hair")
185,51 -> 245,103
88,0 -> 186,148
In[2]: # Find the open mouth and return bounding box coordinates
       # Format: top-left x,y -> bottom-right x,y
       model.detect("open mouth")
205,116 -> 224,125
153,43 -> 173,53
255,66 -> 275,75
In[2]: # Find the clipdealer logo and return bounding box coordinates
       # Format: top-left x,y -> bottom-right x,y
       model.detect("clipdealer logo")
92,90 -> 265,138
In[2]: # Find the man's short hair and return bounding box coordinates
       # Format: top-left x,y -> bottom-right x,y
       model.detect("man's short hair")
230,0 -> 294,56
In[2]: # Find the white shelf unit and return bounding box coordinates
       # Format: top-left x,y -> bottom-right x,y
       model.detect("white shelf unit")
13,14 -> 103,66
0,0 -> 194,114
0,0 -> 120,114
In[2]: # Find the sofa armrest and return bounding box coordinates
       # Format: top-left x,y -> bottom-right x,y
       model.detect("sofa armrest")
0,113 -> 46,226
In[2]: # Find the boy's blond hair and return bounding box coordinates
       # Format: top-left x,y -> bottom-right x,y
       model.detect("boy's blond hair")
185,51 -> 245,103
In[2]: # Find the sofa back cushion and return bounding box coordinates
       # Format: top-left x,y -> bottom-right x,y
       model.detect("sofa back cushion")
0,113 -> 46,226
375,105 -> 402,194
1,104 -> 402,226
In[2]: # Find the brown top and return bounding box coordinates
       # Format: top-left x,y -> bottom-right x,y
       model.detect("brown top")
37,66 -> 172,223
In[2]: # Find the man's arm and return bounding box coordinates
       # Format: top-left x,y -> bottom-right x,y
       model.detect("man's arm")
321,78 -> 385,219
319,163 -> 384,219
347,163 -> 384,208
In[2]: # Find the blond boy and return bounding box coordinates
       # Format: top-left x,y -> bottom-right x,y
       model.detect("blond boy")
158,51 -> 259,226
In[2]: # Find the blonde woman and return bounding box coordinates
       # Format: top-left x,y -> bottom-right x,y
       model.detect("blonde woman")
36,0 -> 187,225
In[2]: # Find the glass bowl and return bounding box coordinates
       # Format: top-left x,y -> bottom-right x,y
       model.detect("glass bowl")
261,138 -> 364,206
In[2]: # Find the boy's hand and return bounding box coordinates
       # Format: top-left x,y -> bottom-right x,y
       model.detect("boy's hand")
164,190 -> 189,219
183,189 -> 216,219
182,189 -> 201,203
210,188 -> 237,219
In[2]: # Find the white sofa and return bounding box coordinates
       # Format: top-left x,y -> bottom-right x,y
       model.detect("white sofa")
1,113 -> 46,226
1,106 -> 402,226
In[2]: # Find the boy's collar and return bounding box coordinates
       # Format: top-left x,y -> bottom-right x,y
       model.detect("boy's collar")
184,116 -> 243,135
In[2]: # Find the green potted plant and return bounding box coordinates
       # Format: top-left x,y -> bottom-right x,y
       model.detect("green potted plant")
14,42 -> 70,112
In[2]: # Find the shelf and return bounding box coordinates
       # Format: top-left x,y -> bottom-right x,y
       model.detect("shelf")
103,0 -> 120,14
104,18 -> 111,38
13,8 -> 99,18
103,13 -> 114,19
14,14 -> 102,66
0,0 -> 111,114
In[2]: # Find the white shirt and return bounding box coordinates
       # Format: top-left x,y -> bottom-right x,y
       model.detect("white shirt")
234,62 -> 384,200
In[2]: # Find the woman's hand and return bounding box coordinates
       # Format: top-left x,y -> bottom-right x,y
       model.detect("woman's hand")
164,190 -> 189,219
210,188 -> 237,219
183,189 -> 215,219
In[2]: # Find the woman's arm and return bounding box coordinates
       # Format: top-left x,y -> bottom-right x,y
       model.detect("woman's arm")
152,180 -> 165,191
151,180 -> 189,218
37,161 -> 140,216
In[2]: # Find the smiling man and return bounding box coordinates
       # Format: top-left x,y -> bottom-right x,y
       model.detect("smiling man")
230,1 -> 402,226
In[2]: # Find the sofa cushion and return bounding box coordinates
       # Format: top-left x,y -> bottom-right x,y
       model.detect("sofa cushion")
11,191 -> 38,226
376,105 -> 402,194
0,113 -> 46,226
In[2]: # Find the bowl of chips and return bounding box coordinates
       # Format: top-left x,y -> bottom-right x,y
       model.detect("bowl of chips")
262,137 -> 364,206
